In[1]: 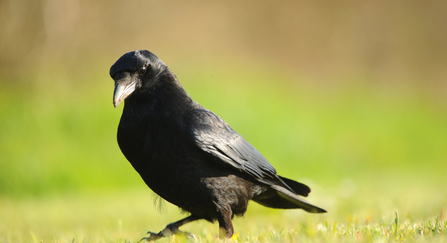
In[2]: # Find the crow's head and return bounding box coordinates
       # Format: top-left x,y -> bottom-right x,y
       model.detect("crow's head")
110,50 -> 167,107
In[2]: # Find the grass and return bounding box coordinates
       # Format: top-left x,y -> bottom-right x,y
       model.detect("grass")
0,190 -> 445,242
0,60 -> 446,242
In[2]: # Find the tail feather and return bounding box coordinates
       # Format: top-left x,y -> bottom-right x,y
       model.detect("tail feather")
278,176 -> 311,197
271,185 -> 326,213
253,184 -> 326,213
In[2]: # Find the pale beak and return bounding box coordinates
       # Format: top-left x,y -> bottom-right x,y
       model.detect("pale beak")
113,73 -> 136,108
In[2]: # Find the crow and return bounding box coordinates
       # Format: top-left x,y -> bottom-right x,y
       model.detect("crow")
110,50 -> 326,241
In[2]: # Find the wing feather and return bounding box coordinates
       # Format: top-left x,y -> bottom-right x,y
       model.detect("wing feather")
185,109 -> 293,190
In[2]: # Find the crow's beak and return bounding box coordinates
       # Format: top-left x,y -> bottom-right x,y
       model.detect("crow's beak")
113,73 -> 136,108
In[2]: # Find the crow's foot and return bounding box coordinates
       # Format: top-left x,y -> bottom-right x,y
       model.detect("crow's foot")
140,223 -> 196,242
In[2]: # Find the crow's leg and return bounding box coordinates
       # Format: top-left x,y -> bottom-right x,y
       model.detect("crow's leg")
141,215 -> 200,242
217,206 -> 234,239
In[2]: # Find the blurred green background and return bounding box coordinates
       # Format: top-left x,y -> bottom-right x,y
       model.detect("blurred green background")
1,0 -> 446,242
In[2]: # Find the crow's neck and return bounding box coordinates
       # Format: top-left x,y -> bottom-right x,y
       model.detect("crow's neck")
124,70 -> 194,120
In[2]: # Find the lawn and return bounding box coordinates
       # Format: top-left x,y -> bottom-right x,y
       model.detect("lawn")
1,190 -> 445,243
0,61 -> 446,242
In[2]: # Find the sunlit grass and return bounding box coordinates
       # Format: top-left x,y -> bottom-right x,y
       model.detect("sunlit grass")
0,190 -> 445,242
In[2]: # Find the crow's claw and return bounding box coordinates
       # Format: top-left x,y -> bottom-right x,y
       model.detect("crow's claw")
140,224 -> 196,242
140,231 -> 164,242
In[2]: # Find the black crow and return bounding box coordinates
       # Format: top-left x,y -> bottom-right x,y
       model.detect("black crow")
110,50 -> 326,241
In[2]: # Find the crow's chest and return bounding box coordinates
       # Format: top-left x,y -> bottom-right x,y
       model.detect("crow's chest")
118,114 -> 190,167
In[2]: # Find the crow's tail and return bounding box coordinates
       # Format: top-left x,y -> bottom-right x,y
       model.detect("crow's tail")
253,185 -> 326,213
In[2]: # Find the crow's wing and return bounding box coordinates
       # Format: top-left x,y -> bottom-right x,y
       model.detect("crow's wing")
185,109 -> 294,191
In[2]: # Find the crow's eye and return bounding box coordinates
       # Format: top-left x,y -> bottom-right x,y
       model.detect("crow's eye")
138,66 -> 147,75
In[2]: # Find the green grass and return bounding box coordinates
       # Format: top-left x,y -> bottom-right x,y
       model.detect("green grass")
0,190 -> 445,242
0,60 -> 446,242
